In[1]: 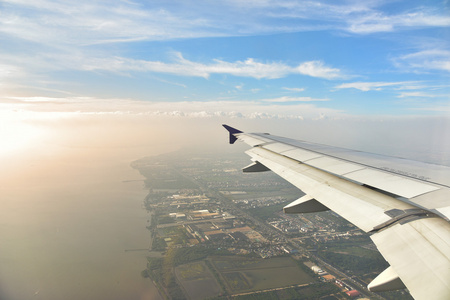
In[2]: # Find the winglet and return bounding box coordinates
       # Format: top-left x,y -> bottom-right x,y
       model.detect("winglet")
222,124 -> 242,144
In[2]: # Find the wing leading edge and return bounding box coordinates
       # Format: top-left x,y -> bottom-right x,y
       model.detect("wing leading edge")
223,125 -> 450,300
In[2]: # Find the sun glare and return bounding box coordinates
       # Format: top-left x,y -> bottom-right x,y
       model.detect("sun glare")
0,111 -> 45,157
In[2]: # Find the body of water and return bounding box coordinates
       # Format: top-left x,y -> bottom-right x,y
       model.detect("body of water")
0,146 -> 164,300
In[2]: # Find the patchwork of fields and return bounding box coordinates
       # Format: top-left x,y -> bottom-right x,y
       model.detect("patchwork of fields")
175,256 -> 314,299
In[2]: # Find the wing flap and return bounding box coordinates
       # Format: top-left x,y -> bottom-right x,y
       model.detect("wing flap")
263,142 -> 296,153
239,133 -> 271,146
368,266 -> 406,292
304,156 -> 365,175
371,218 -> 450,300
345,168 -> 439,198
282,148 -> 323,161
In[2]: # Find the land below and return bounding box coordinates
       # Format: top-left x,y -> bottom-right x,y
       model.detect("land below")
132,149 -> 413,300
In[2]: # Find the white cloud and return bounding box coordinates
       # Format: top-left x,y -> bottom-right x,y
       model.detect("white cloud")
335,81 -> 450,101
348,20 -> 393,34
0,1 -> 217,46
0,63 -> 24,80
347,9 -> 450,34
80,52 -> 342,80
261,96 -> 329,103
282,87 -> 305,92
409,105 -> 450,112
233,1 -> 450,35
233,1 -> 450,34
397,92 -> 443,98
394,50 -> 450,73
295,61 -> 341,79
334,81 -> 416,92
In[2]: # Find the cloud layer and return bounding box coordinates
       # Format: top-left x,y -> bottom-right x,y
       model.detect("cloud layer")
1,96 -> 342,121
80,53 -> 342,79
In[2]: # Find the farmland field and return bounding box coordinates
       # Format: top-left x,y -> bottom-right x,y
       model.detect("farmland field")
175,261 -> 223,299
210,256 -> 314,293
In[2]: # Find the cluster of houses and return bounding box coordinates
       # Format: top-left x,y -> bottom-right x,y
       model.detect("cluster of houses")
304,262 -> 362,298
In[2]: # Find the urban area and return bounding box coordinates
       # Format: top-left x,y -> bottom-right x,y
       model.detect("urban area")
131,149 -> 413,300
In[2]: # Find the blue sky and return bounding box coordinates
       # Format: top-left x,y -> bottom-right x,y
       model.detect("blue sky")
0,0 -> 449,119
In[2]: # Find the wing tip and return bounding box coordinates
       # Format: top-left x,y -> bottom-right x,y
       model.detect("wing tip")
222,124 -> 242,144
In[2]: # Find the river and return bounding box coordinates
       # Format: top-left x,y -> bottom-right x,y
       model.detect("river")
0,145 -> 165,300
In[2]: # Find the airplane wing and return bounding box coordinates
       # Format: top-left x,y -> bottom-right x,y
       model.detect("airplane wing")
223,124 -> 450,300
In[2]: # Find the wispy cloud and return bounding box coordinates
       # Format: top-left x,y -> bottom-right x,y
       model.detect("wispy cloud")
334,81 -> 417,92
394,50 -> 450,73
261,96 -> 329,103
347,9 -> 450,34
0,1 -> 217,45
0,63 -> 24,79
335,81 -> 450,102
233,1 -> 450,35
81,52 -> 343,80
409,105 -> 450,112
2,0 -> 449,50
397,91 -> 441,98
295,61 -> 341,79
282,87 -> 305,92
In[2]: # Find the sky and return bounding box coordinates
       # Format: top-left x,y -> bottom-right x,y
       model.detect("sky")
0,0 -> 450,161
1,0 -> 449,114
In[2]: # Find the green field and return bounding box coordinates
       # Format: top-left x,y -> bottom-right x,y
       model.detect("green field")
175,261 -> 223,299
318,245 -> 389,276
210,256 -> 314,293
248,200 -> 293,220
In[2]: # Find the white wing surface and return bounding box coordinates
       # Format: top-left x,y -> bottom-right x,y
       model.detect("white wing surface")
223,125 -> 450,300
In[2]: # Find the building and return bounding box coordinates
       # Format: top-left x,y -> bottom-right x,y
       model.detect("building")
322,274 -> 336,281
346,290 -> 360,297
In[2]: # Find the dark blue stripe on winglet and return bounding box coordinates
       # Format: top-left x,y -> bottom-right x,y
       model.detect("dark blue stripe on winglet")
222,124 -> 242,144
